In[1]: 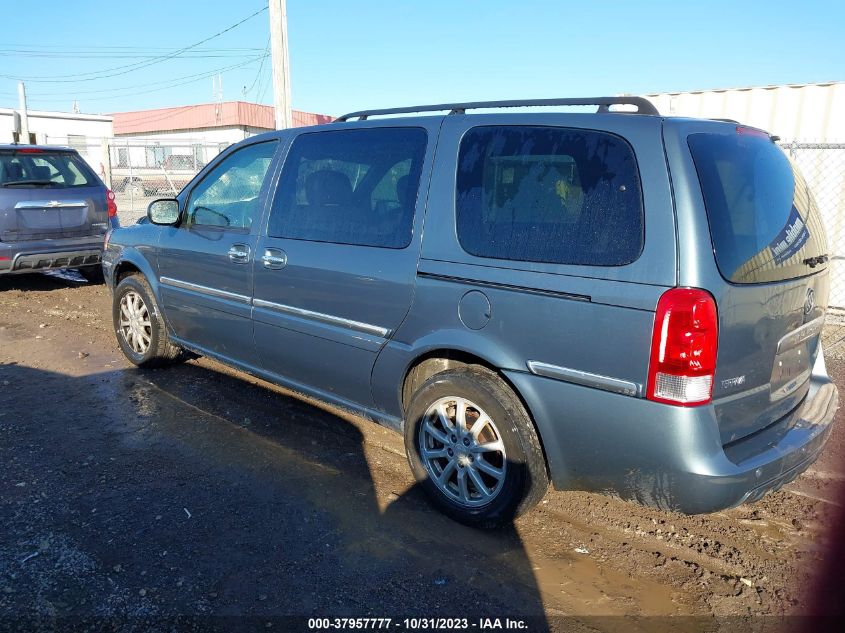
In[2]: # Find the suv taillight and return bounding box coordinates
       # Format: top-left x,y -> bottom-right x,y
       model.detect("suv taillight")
107,189 -> 118,217
647,288 -> 718,406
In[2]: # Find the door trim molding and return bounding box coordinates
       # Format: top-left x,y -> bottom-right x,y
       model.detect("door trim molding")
159,276 -> 251,304
159,276 -> 392,337
253,297 -> 391,338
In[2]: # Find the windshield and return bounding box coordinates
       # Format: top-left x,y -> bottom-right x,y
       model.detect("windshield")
688,132 -> 829,284
0,151 -> 97,188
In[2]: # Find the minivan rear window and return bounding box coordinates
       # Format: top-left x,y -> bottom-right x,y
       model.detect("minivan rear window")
456,126 -> 644,266
688,133 -> 828,284
0,151 -> 96,189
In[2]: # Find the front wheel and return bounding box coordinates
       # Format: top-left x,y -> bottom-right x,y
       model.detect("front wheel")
112,274 -> 182,367
404,367 -> 549,528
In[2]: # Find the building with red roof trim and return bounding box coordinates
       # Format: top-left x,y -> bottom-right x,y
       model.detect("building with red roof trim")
113,101 -> 332,137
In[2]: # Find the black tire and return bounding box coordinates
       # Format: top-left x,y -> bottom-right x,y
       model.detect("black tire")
78,266 -> 104,284
404,366 -> 549,528
112,273 -> 182,367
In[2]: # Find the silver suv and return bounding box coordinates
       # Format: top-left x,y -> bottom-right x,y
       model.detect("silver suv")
0,145 -> 115,281
103,97 -> 839,527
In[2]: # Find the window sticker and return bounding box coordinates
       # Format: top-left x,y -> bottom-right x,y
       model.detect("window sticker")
769,206 -> 810,265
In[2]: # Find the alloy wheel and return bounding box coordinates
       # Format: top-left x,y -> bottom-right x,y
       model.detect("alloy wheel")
419,396 -> 507,507
118,290 -> 152,355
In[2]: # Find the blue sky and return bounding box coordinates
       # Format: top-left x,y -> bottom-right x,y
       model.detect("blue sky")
1,0 -> 843,117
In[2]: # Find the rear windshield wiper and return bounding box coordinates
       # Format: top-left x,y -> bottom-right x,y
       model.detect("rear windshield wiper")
802,254 -> 829,268
1,179 -> 55,187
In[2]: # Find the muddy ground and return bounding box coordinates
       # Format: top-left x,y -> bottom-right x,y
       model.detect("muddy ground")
1,273 -> 844,632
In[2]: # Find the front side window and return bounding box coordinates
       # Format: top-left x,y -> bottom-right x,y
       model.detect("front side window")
186,141 -> 277,230
456,126 -> 644,266
268,128 -> 427,249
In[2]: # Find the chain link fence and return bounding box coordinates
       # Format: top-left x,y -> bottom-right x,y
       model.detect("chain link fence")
105,139 -> 225,224
779,142 -> 845,359
43,135 -> 226,225
781,142 -> 845,306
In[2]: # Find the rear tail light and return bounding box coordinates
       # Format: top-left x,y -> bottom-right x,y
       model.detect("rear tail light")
106,189 -> 118,218
647,288 -> 718,406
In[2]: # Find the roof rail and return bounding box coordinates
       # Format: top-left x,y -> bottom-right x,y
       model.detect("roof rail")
335,96 -> 659,122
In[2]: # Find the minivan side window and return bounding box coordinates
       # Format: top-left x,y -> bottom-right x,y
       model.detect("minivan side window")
456,126 -> 644,266
186,141 -> 277,230
268,128 -> 427,248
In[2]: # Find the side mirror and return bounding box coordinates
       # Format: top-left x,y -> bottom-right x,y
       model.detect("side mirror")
147,198 -> 180,226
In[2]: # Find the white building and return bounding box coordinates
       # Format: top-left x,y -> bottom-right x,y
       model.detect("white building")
111,101 -> 332,171
644,81 -> 845,141
0,107 -> 113,175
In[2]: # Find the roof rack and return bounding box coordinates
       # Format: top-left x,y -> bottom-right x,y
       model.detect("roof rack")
335,96 -> 659,122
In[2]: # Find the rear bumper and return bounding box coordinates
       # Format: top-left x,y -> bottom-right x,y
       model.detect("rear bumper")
0,237 -> 103,275
504,353 -> 839,514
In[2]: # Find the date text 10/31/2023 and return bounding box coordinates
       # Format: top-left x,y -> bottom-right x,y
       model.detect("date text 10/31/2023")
307,618 -> 530,630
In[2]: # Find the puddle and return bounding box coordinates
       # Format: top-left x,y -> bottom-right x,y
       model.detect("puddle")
528,552 -> 681,618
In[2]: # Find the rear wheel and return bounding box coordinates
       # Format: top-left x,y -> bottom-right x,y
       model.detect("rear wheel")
112,274 -> 182,367
404,366 -> 549,528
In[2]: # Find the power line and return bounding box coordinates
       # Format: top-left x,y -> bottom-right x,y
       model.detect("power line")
0,51 -> 263,60
0,5 -> 267,83
18,56 -> 268,106
258,69 -> 272,104
244,38 -> 271,96
0,45 -> 265,52
14,55 -> 267,98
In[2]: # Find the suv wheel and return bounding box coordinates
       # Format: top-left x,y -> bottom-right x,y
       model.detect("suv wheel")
404,367 -> 549,528
113,274 -> 182,367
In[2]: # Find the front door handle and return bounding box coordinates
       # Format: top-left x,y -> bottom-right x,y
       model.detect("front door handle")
261,248 -> 287,270
228,244 -> 251,264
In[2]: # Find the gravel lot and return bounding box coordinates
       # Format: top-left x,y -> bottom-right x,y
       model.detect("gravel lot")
1,273 -> 844,631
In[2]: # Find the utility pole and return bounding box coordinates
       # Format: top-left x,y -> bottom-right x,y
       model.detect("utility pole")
268,0 -> 292,129
18,82 -> 30,144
